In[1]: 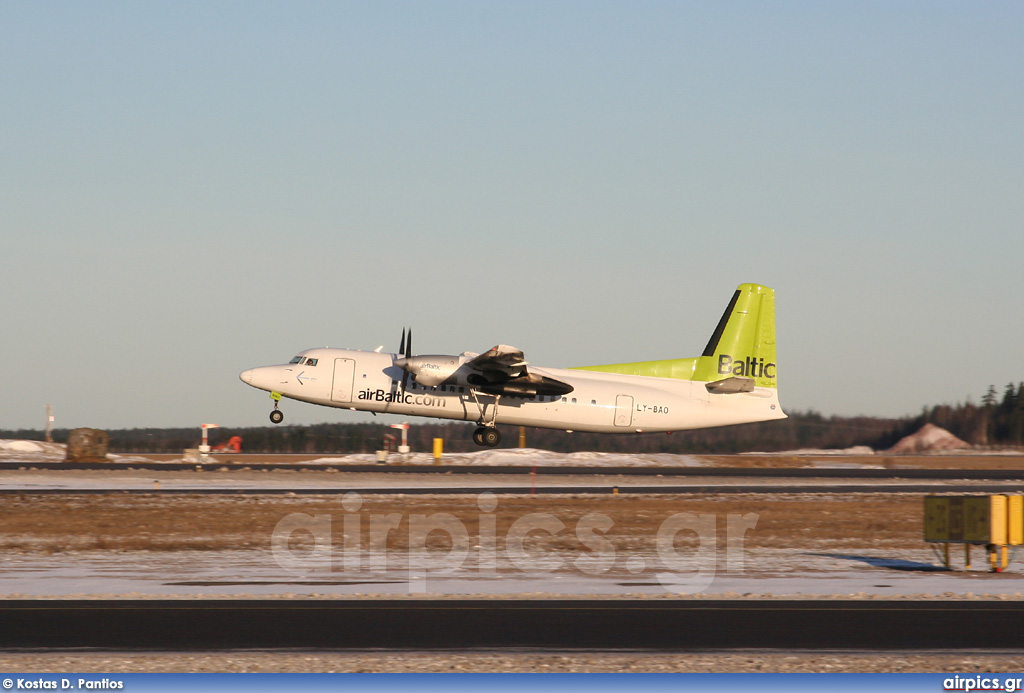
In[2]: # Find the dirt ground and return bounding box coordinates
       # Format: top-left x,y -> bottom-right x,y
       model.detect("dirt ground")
0,492 -> 923,554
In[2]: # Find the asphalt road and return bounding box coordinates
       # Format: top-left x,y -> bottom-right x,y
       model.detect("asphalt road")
3,599 -> 1023,650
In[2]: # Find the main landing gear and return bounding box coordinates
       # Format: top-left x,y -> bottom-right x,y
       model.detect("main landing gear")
469,390 -> 502,447
269,392 -> 284,424
473,426 -> 501,447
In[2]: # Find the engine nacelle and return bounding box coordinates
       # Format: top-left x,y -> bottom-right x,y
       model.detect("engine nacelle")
394,355 -> 467,387
476,374 -> 574,399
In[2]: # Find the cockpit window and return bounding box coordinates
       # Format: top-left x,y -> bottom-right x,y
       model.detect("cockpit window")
288,356 -> 319,366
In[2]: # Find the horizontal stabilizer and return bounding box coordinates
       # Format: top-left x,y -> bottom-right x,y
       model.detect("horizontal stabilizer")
705,376 -> 755,394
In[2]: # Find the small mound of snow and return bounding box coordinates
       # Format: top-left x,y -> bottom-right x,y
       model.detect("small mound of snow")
744,446 -> 875,456
2,440 -> 43,453
886,423 -> 970,454
0,439 -> 67,461
0,439 -> 169,464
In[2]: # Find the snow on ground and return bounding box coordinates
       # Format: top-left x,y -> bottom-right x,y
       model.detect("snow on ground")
0,439 -> 67,457
0,440 -> 707,467
888,423 -> 971,454
308,448 -> 708,467
3,547 -> 1024,599
744,446 -> 876,456
0,440 -> 172,465
2,438 -> 1019,468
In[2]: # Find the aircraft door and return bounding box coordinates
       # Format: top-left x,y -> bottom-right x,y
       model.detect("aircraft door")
614,395 -> 634,427
331,358 -> 356,403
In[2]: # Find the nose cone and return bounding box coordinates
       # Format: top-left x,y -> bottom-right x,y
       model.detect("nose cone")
240,365 -> 285,392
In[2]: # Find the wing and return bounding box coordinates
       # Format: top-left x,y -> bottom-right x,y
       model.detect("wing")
467,345 -> 574,398
467,344 -> 529,379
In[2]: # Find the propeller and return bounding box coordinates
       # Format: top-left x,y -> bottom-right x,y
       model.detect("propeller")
394,328 -> 463,388
397,327 -> 413,391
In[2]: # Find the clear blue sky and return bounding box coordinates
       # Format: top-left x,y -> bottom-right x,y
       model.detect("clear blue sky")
2,2 -> 1022,431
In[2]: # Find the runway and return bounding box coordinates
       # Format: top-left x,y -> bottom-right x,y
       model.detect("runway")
6,483 -> 1024,495
4,463 -> 1024,495
4,598 -> 1024,650
4,460 -> 1024,478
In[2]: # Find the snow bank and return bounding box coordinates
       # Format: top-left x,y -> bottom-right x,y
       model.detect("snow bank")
886,424 -> 971,454
742,446 -> 875,456
0,440 -> 151,464
307,447 -> 707,467
0,440 -> 703,467
0,439 -> 67,460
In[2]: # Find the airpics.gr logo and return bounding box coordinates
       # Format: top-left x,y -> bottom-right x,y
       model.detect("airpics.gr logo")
718,354 -> 776,379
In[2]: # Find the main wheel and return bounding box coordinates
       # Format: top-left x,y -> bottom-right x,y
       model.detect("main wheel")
480,427 -> 501,447
269,410 -> 284,424
472,428 -> 486,446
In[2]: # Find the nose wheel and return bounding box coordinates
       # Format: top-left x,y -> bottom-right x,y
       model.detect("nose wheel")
473,426 -> 501,447
269,391 -> 284,424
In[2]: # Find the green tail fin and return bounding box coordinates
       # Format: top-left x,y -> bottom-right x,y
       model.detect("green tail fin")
572,283 -> 778,388
693,283 -> 777,388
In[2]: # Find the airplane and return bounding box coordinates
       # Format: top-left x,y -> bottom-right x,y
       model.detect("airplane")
239,283 -> 785,447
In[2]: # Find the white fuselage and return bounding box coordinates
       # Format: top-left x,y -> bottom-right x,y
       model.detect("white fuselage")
240,348 -> 785,433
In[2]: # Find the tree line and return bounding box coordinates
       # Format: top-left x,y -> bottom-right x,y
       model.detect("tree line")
4,383 -> 1023,455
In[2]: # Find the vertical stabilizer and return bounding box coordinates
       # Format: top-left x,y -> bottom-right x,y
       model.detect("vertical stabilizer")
693,283 -> 777,388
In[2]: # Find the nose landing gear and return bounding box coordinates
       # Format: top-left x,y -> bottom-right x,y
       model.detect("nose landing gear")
269,391 -> 284,424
